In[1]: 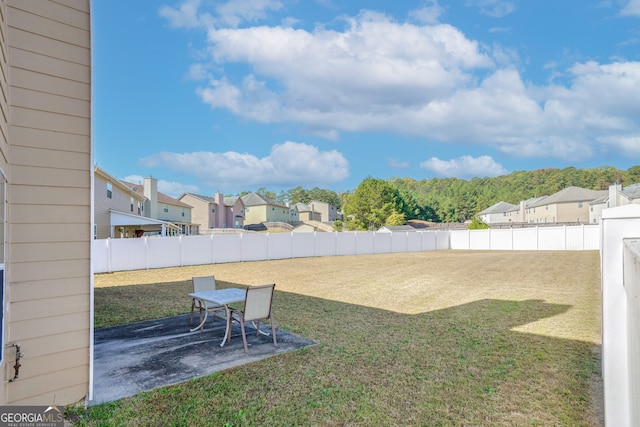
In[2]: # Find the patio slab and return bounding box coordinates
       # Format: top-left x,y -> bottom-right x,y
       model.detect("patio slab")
90,314 -> 316,405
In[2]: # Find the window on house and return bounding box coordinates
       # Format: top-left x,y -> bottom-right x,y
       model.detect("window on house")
164,207 -> 169,213
578,201 -> 583,208
182,211 -> 185,217
130,197 -> 134,212
107,182 -> 113,199
212,207 -> 215,213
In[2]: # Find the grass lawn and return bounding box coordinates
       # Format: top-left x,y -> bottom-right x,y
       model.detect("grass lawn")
71,250 -> 603,426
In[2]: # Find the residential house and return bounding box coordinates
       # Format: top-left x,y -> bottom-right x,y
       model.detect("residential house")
526,186 -> 607,224
94,167 -> 188,238
0,0 -> 92,406
179,192 -> 245,232
589,183 -> 640,224
293,203 -> 321,222
505,197 -> 547,224
241,193 -> 296,225
478,201 -> 517,224
122,177 -> 196,235
307,200 -> 339,222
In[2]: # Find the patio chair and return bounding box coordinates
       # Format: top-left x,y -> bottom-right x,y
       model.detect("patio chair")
190,275 -> 226,328
229,283 -> 278,353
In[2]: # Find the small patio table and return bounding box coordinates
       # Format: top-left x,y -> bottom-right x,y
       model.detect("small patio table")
189,288 -> 246,347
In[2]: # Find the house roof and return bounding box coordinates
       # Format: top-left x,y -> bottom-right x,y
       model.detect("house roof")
506,196 -> 548,212
529,186 -> 607,208
94,166 -> 146,201
121,181 -> 193,208
293,203 -> 311,212
622,183 -> 640,200
181,193 -> 216,204
479,201 -> 517,215
241,192 -> 287,208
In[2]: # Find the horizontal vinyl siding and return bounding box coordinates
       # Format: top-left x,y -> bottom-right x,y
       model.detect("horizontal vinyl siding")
4,0 -> 90,405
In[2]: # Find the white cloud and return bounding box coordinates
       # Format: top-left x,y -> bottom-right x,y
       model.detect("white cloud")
162,4 -> 640,164
409,1 -> 445,24
621,0 -> 640,16
467,0 -> 517,18
159,0 -> 282,29
138,141 -> 349,190
122,175 -> 200,199
420,155 -> 508,178
388,158 -> 410,168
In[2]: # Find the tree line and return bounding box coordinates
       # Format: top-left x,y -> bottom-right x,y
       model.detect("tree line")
246,166 -> 640,231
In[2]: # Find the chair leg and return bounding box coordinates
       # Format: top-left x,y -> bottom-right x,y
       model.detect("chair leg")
239,316 -> 249,353
255,320 -> 261,337
270,311 -> 278,347
190,299 -> 195,325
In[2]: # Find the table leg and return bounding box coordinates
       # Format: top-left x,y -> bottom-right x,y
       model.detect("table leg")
220,304 -> 231,347
189,299 -> 208,332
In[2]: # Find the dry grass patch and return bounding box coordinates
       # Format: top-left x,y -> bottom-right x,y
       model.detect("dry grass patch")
79,250 -> 603,426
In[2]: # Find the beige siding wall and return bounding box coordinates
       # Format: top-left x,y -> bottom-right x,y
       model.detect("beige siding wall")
156,202 -> 192,224
181,194 -> 212,230
1,0 -> 91,405
94,173 -> 145,239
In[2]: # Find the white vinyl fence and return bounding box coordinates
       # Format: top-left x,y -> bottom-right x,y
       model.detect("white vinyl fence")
92,225 -> 600,274
601,205 -> 640,427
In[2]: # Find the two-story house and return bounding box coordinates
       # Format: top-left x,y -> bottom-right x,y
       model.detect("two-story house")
179,192 -> 245,232
589,183 -> 640,224
307,200 -> 339,222
478,201 -> 517,224
94,167 -> 193,238
122,177 -> 196,236
526,186 -> 607,224
241,192 -> 296,225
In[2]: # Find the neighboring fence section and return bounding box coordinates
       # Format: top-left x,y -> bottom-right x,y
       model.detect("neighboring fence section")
450,224 -> 599,251
601,205 -> 640,427
92,225 -> 599,274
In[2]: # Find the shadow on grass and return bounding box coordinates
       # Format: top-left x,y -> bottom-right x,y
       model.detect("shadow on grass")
86,282 -> 602,426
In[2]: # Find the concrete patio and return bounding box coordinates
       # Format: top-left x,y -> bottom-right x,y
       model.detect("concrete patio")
90,313 -> 316,405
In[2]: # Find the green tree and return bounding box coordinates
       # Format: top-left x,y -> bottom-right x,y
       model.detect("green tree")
468,216 -> 489,229
343,177 -> 403,230
385,211 -> 406,226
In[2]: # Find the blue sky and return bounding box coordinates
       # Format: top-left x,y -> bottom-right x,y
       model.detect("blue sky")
92,0 -> 640,198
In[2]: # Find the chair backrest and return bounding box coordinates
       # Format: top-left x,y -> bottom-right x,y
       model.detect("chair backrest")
192,275 -> 216,293
243,284 -> 275,322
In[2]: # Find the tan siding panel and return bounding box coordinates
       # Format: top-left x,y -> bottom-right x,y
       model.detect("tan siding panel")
11,146 -> 89,170
11,126 -> 89,152
11,67 -> 89,100
11,294 -> 88,322
54,0 -> 90,13
10,241 -> 89,263
10,185 -> 90,205
9,47 -> 89,83
18,348 -> 88,379
7,365 -> 88,405
12,165 -> 89,188
10,260 -> 89,283
11,86 -> 89,117
10,108 -> 89,135
15,330 -> 89,359
11,276 -> 89,301
10,225 -> 90,244
8,27 -> 89,65
8,0 -> 89,30
10,312 -> 88,341
8,7 -> 90,48
11,204 -> 90,224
